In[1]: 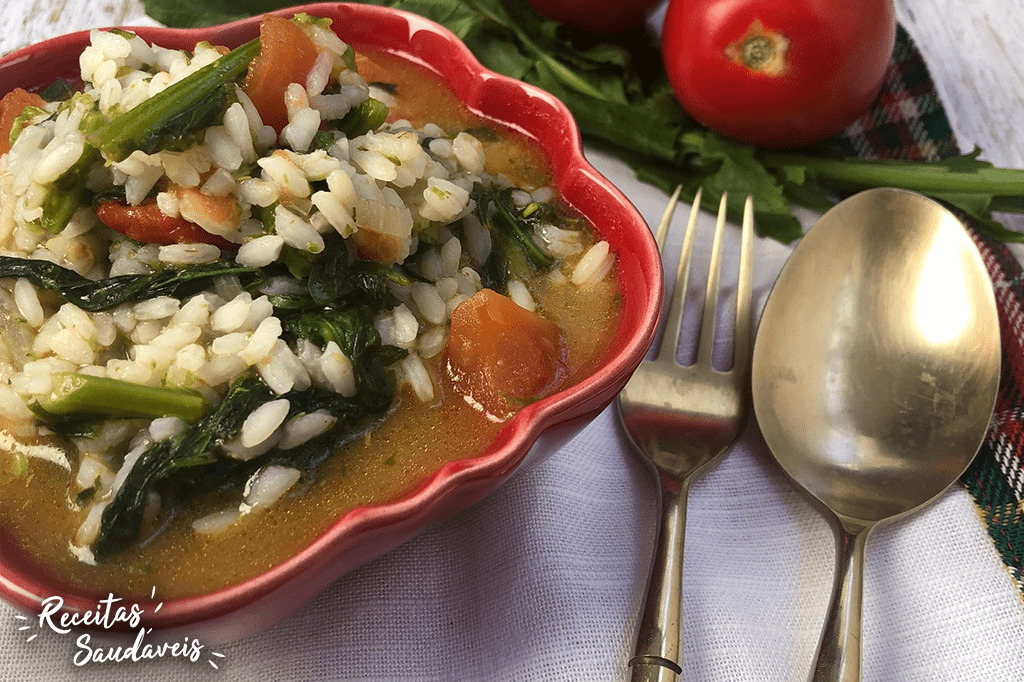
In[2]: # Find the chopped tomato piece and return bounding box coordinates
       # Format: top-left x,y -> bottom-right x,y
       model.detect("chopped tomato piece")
444,289 -> 566,419
168,184 -> 242,236
0,88 -> 46,156
241,15 -> 319,132
96,201 -> 237,251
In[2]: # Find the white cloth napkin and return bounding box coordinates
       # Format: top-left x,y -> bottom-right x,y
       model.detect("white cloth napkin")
3,152 -> 1024,682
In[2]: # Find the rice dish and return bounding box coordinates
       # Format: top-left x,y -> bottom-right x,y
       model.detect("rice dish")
0,14 -> 614,565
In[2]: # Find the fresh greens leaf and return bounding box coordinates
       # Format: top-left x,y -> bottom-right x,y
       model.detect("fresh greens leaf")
761,151 -> 1024,242
283,307 -> 406,411
679,132 -> 804,243
474,186 -> 556,269
40,78 -> 76,102
278,245 -> 315,280
33,102 -> 106,233
306,234 -> 347,305
529,64 -> 682,163
305,235 -> 391,308
0,256 -> 256,311
311,130 -> 337,151
930,193 -> 1024,242
140,0 -> 285,28
36,146 -> 100,233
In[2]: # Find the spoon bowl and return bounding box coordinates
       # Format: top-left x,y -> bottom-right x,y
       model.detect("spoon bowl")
752,188 -> 1000,681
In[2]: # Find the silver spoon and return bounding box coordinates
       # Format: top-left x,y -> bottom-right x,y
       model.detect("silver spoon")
751,188 -> 1001,682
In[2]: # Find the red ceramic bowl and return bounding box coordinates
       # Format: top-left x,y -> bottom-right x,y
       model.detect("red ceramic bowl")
0,3 -> 661,643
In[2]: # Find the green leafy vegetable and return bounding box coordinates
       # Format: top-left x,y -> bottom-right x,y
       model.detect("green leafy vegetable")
32,96 -> 107,233
140,0 -> 1024,242
330,98 -> 389,139
93,303 -> 405,556
37,146 -> 100,233
0,256 -> 256,311
282,307 -> 406,435
88,38 -> 259,161
93,375 -> 274,556
141,0 -> 295,29
472,185 -> 557,290
284,307 -> 406,374
39,79 -> 76,102
37,373 -> 207,421
8,104 -> 47,149
305,234 -> 391,307
260,234 -> 400,310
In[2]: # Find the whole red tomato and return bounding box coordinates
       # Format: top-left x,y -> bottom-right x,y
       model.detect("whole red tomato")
660,0 -> 896,149
525,0 -> 663,35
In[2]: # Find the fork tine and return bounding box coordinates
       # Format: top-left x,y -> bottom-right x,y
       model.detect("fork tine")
695,193 -> 729,368
731,195 -> 755,375
654,184 -> 683,252
655,186 -> 703,364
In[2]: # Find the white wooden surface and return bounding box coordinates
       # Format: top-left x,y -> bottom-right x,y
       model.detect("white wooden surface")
1,2 -> 1023,681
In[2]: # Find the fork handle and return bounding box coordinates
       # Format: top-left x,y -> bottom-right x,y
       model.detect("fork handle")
629,475 -> 691,681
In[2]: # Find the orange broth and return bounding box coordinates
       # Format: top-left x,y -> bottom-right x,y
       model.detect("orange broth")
0,49 -> 622,599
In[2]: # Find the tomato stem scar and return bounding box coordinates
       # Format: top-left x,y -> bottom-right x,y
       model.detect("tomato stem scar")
725,20 -> 790,76
742,36 -> 775,69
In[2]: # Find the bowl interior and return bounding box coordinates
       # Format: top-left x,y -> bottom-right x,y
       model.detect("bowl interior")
0,2 -> 662,632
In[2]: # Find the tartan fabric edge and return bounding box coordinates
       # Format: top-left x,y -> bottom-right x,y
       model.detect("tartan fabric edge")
840,25 -> 1024,600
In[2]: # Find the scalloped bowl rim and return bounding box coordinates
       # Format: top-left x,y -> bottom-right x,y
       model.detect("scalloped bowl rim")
0,2 -> 662,631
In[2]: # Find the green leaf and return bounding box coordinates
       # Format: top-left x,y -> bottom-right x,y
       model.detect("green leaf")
930,193 -> 1024,243
329,98 -> 389,138
0,256 -> 256,311
93,375 -> 273,557
141,0 -> 289,27
530,66 -> 683,163
679,131 -> 804,242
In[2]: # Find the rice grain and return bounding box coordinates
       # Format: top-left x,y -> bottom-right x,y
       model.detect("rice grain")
240,399 -> 291,448
236,234 -> 285,267
14,279 -> 44,328
158,243 -> 221,265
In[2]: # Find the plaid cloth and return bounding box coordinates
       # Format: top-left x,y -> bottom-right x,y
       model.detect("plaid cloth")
840,26 -> 1024,599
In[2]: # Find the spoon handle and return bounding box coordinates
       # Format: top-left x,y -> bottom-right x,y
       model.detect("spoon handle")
629,474 -> 691,681
810,523 -> 871,682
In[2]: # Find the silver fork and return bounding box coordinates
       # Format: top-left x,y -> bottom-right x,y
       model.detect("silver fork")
617,187 -> 754,681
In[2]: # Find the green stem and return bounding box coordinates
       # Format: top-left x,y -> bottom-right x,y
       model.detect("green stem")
38,146 -> 100,233
89,38 -> 260,161
762,152 -> 1024,197
38,373 -> 206,421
